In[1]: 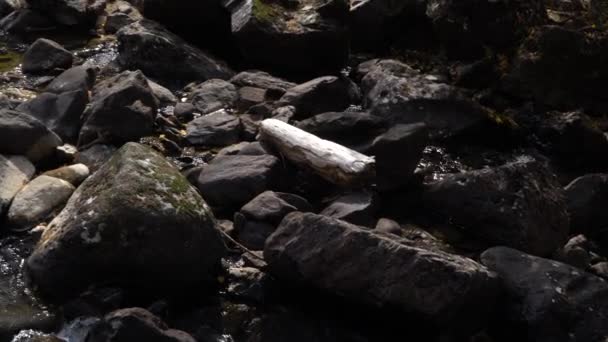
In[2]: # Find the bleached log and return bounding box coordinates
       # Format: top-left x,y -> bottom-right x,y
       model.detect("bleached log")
257,119 -> 375,186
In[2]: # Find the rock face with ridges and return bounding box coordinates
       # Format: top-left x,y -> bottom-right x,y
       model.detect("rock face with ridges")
265,212 -> 500,327
26,143 -> 226,299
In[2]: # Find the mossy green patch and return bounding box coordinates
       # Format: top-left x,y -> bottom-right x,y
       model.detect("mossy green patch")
253,0 -> 281,23
0,47 -> 22,73
487,110 -> 518,129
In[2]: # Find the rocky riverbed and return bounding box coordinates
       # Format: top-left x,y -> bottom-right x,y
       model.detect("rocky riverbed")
1,0 -> 608,341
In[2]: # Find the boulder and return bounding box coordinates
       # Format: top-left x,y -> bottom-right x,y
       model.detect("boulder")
16,89 -> 88,143
103,0 -> 143,34
230,70 -> 296,97
0,8 -> 52,32
86,308 -> 196,342
554,234 -> 594,270
21,38 -> 73,75
78,70 -> 157,147
0,155 -> 35,216
265,213 -> 500,326
565,174 -> 608,236
320,192 -> 377,227
117,19 -> 233,84
187,79 -> 237,115
296,111 -> 386,147
0,109 -> 62,162
185,110 -> 241,147
46,65 -> 96,94
0,0 -> 25,19
7,175 -> 75,231
26,143 -> 226,299
277,76 -> 360,119
26,0 -> 106,26
196,154 -> 281,211
147,80 -> 178,106
482,246 -> 608,342
422,157 -> 569,256
229,0 -> 349,76
42,163 -> 90,186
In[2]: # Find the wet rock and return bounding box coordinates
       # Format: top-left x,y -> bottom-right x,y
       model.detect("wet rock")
230,71 -> 296,97
565,173 -> 608,237
185,110 -> 241,147
364,122 -> 428,191
296,111 -> 386,147
188,79 -> 237,115
16,90 -> 88,143
265,212 -> 499,326
0,155 -> 34,217
78,70 -> 157,147
173,103 -> 196,123
21,38 -> 73,75
554,234 -> 593,270
422,157 -> 569,256
26,143 -> 226,299
117,19 -> 233,84
46,65 -> 96,95
481,246 -> 608,342
0,237 -> 58,341
320,192 -> 376,227
74,144 -> 117,173
27,0 -> 105,26
277,76 -> 361,119
42,163 -> 90,186
87,308 -> 196,342
196,154 -> 281,211
229,0 -> 349,76
234,191 -> 311,249
360,59 -> 498,141
7,175 -> 75,231
0,109 -> 62,162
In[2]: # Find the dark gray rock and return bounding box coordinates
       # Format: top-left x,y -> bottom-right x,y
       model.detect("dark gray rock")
296,111 -> 386,147
196,154 -> 281,211
104,0 -> 142,34
78,70 -> 157,147
565,174 -> 608,236
0,0 -> 24,19
185,110 -> 241,147
188,79 -> 237,114
74,144 -> 117,173
0,154 -> 34,217
320,192 -> 376,227
554,234 -> 594,270
422,157 -> 569,256
26,143 -> 226,299
236,86 -> 266,110
265,212 -> 500,327
0,8 -> 52,32
117,19 -> 233,84
230,70 -> 296,97
27,0 -> 106,26
17,89 -> 88,143
147,79 -> 178,106
173,103 -> 196,123
0,109 -> 62,162
277,76 -> 361,120
46,65 -> 96,94
482,246 -> 608,342
21,38 -> 73,75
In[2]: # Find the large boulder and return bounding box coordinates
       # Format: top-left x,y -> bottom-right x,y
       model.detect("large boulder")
482,247 -> 608,342
78,70 -> 157,147
117,19 -> 233,84
26,0 -> 106,26
0,155 -> 35,217
265,212 -> 500,327
21,38 -> 73,75
0,109 -> 62,162
229,0 -> 349,76
422,157 -> 569,256
26,143 -> 226,299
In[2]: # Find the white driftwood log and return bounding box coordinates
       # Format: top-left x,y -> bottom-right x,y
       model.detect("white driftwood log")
257,119 -> 375,186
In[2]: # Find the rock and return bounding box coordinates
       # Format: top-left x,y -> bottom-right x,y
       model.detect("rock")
185,110 -> 241,147
188,79 -> 237,115
554,234 -> 593,270
0,0 -> 24,19
277,76 -> 361,119
364,123 -> 428,191
265,212 -> 499,326
16,90 -> 88,143
565,173 -> 608,237
374,218 -> 402,235
230,71 -> 296,97
42,163 -> 90,186
422,157 -> 569,256
233,191 -> 311,250
236,86 -> 266,110
0,238 -> 59,341
147,79 -> 177,106
296,111 -> 386,148
0,109 -> 63,162
117,19 -> 233,84
11,330 -> 64,342
46,65 -> 96,94
320,192 -> 377,227
173,103 -> 196,123
87,308 -> 196,342
0,8 -> 52,32
21,38 -> 73,75
27,0 -> 105,26
78,70 -> 157,147
104,0 -> 143,34
196,154 -> 281,211
359,59 -> 500,140
0,155 -> 34,217
591,262 -> 608,279
229,0 -> 349,76
7,175 -> 75,231
481,246 -> 608,342
74,144 -> 117,173
26,143 -> 226,299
